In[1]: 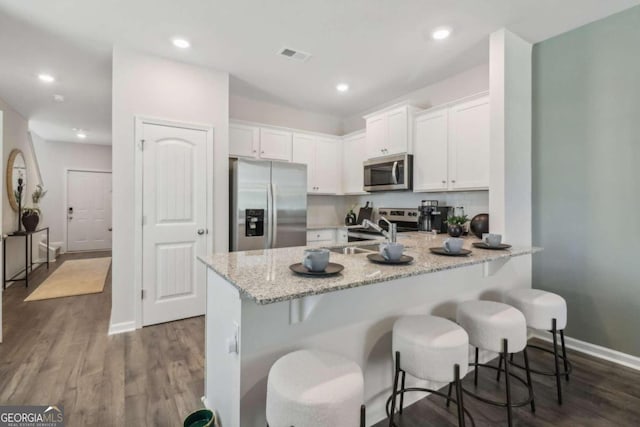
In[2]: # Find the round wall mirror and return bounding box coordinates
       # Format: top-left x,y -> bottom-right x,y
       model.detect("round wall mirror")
6,149 -> 27,212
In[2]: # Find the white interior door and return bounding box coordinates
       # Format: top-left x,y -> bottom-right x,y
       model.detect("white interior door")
141,123 -> 208,326
67,170 -> 112,252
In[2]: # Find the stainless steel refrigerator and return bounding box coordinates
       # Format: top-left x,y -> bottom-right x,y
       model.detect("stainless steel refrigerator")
230,158 -> 307,251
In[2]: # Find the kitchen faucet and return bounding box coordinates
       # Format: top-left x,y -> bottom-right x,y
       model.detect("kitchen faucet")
361,217 -> 397,243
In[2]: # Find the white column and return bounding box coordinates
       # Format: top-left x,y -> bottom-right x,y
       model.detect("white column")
489,29 -> 533,246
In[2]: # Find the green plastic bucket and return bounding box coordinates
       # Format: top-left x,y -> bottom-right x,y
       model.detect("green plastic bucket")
184,409 -> 216,427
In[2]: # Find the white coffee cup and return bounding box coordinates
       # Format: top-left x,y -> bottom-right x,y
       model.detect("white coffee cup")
379,242 -> 404,261
443,238 -> 464,254
483,233 -> 502,247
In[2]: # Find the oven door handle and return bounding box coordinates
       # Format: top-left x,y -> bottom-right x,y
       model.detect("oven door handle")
391,161 -> 399,185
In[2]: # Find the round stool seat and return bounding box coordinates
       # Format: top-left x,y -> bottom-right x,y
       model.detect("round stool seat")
504,288 -> 567,330
392,315 -> 469,383
266,349 -> 364,427
457,300 -> 527,353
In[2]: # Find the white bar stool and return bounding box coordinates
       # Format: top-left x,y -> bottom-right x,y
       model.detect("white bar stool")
266,349 -> 365,427
503,288 -> 572,404
387,315 -> 474,427
456,300 -> 535,427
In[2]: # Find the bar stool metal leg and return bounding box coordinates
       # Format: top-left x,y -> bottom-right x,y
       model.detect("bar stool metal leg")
474,347 -> 479,386
502,339 -> 513,427
522,347 -> 536,413
388,352 -> 401,427
551,319 -> 563,405
360,405 -> 366,427
560,329 -> 570,381
399,370 -> 406,413
454,364 -> 466,427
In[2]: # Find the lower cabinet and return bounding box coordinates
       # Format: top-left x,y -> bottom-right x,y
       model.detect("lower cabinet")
306,228 -> 348,246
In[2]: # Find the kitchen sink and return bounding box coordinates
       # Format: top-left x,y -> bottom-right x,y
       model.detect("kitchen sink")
328,243 -> 381,255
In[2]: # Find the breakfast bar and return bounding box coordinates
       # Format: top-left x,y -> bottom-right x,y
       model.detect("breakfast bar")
199,233 -> 540,427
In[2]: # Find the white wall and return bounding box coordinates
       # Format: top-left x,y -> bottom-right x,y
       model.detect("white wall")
0,97 -> 42,280
30,133 -> 112,250
111,47 -> 229,331
230,94 -> 343,135
342,63 -> 490,133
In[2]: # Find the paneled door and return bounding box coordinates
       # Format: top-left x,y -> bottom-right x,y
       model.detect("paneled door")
141,122 -> 208,326
67,170 -> 112,252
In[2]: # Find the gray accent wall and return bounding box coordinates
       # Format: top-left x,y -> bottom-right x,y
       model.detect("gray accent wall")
532,6 -> 640,356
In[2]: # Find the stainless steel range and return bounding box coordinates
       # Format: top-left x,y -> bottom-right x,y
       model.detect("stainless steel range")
347,208 -> 420,242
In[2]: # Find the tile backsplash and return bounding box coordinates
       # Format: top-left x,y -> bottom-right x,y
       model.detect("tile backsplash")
307,191 -> 489,226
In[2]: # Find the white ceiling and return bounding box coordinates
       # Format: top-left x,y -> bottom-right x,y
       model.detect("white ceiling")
0,0 -> 638,145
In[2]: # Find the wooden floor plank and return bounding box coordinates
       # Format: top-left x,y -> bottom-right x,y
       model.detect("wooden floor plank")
1,251 -> 639,426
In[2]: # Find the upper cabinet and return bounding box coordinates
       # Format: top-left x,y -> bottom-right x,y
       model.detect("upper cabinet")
229,123 -> 259,158
259,128 -> 292,161
448,96 -> 490,190
342,132 -> 367,195
413,94 -> 490,192
365,104 -> 419,159
292,134 -> 342,195
229,123 -> 292,161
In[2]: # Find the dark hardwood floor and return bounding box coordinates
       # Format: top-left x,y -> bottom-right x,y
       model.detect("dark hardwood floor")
2,252 -> 639,426
0,251 -> 204,426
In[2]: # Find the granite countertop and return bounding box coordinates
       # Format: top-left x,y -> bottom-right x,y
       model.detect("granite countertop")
199,232 -> 541,305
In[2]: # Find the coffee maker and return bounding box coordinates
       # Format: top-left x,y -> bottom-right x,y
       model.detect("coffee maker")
418,200 -> 452,234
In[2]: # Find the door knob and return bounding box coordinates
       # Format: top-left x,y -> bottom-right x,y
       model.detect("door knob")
197,229 -> 205,235
108,227 -> 113,232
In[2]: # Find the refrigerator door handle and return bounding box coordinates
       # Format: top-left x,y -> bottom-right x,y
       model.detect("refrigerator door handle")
271,182 -> 278,248
266,181 -> 273,249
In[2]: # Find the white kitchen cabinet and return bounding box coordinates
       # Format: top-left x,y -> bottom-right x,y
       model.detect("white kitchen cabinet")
386,106 -> 409,155
413,108 -> 449,191
366,114 -> 387,159
229,123 -> 260,158
342,132 -> 368,194
306,228 -> 347,245
259,128 -> 292,161
292,134 -> 341,194
365,104 -> 419,159
413,94 -> 489,192
448,96 -> 490,190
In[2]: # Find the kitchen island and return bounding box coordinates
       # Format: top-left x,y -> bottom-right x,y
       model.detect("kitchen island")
199,232 -> 540,426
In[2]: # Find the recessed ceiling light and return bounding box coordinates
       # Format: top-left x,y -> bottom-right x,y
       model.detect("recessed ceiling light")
172,38 -> 191,49
76,132 -> 87,139
53,94 -> 65,102
432,27 -> 452,40
38,73 -> 55,83
336,83 -> 349,92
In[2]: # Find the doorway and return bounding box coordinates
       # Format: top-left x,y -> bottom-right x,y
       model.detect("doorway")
66,170 -> 112,252
135,119 -> 211,327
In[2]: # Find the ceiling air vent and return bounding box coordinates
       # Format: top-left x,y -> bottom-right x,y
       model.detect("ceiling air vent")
277,47 -> 311,62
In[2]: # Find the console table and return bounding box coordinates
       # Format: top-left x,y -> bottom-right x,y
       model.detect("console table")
3,227 -> 50,289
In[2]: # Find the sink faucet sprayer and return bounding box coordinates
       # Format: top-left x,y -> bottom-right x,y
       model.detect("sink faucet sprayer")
361,218 -> 397,243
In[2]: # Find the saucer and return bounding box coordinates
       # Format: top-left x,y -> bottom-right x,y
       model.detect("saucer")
429,247 -> 472,257
289,262 -> 344,277
472,242 -> 512,250
366,254 -> 414,265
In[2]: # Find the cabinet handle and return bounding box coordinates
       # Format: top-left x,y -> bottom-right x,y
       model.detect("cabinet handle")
451,180 -> 456,183
261,150 -> 265,154
442,180 -> 446,184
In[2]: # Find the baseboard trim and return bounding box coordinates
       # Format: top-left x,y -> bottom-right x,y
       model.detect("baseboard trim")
531,330 -> 640,371
108,321 -> 136,335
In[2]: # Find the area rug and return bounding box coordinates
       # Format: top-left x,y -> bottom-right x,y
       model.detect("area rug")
24,257 -> 112,301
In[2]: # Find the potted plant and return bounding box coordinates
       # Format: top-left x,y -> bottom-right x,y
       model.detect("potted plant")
21,185 -> 47,232
446,214 -> 468,238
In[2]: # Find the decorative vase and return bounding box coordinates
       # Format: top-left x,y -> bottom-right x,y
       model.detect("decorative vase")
21,211 -> 39,232
469,213 -> 489,238
448,224 -> 463,237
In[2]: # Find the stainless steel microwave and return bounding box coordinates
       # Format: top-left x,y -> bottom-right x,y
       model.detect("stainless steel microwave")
363,154 -> 413,192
